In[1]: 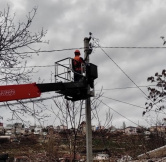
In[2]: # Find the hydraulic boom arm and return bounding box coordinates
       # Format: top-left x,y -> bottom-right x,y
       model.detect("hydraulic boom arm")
0,81 -> 89,102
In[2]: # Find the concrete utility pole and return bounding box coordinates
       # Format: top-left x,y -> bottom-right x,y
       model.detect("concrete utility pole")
84,37 -> 93,162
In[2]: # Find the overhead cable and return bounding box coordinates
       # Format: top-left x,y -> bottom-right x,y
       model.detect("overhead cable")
94,39 -> 162,112
102,96 -> 166,115
96,85 -> 156,91
98,45 -> 148,97
15,46 -> 166,54
99,99 -> 144,127
98,46 -> 166,49
0,95 -> 63,107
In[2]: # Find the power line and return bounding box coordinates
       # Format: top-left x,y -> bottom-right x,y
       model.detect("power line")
99,99 -> 143,127
39,46 -> 166,53
20,47 -> 85,54
95,42 -> 163,113
15,46 -> 166,54
96,43 -> 162,111
98,46 -> 166,49
0,95 -> 63,107
102,96 -> 145,109
96,85 -> 156,91
102,96 -> 166,115
98,45 -> 148,97
0,65 -> 56,69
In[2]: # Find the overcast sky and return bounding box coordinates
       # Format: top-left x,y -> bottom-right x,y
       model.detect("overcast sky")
1,0 -> 166,128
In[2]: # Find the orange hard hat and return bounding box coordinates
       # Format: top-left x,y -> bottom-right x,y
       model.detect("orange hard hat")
74,50 -> 80,54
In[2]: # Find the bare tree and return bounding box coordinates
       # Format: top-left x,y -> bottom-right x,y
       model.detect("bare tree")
0,5 -> 47,84
49,89 -> 113,161
50,97 -> 84,161
0,5 -> 49,124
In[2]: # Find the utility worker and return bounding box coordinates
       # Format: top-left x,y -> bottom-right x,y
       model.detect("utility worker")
72,50 -> 85,82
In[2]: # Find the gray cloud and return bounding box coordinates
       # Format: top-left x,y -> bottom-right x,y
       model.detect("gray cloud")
0,0 -> 166,128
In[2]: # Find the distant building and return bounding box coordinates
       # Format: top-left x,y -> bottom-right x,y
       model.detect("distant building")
4,123 -> 25,135
14,123 -> 25,135
124,126 -> 138,135
150,126 -> 166,134
29,125 -> 43,135
5,124 -> 13,129
29,125 -> 36,133
94,154 -> 109,160
34,126 -> 42,135
59,125 -> 67,130
5,124 -> 13,135
14,123 -> 23,128
55,125 -> 67,132
92,125 -> 96,131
